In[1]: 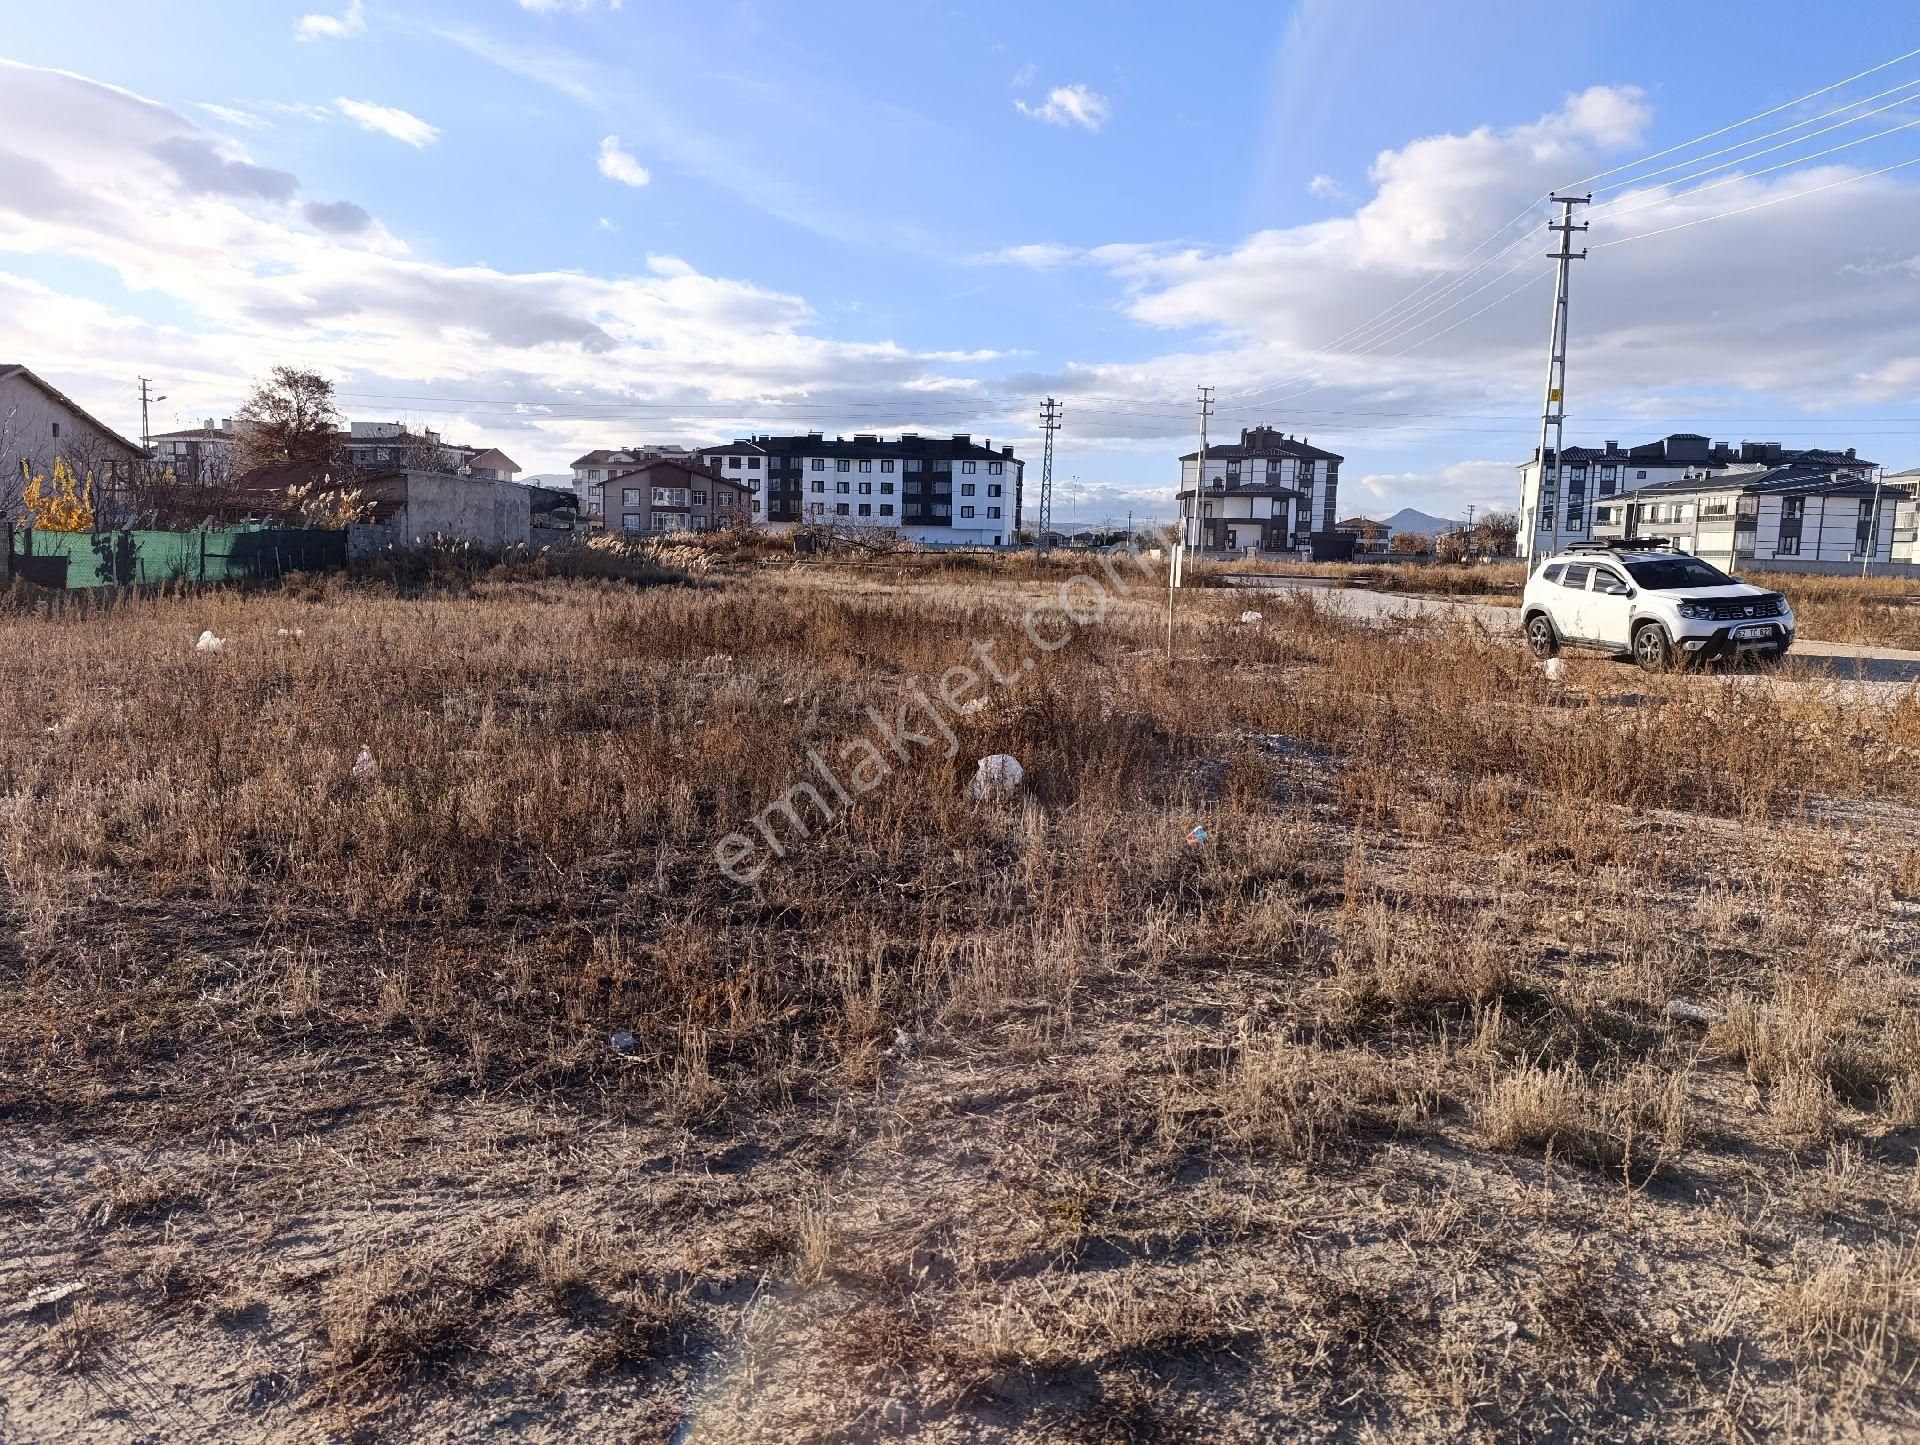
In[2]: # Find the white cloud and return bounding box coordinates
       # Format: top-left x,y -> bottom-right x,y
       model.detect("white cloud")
597,135 -> 651,188
296,0 -> 365,42
595,216 -> 617,232
520,0 -> 624,10
1307,173 -> 1345,200
1015,84 -> 1111,132
1010,62 -> 1037,89
977,242 -> 1082,269
334,99 -> 441,148
197,103 -> 269,131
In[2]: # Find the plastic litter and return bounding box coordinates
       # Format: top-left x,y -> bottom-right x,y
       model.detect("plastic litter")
1185,824 -> 1211,847
891,1027 -> 915,1057
1662,999 -> 1719,1026
350,745 -> 379,781
195,630 -> 226,653
276,627 -> 306,639
609,1029 -> 636,1054
969,753 -> 1024,801
18,1279 -> 87,1314
1542,657 -> 1566,685
1238,610 -> 1263,624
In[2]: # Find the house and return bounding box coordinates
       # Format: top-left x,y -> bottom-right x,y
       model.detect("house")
1176,427 -> 1343,555
1335,516 -> 1391,555
1517,433 -> 1873,559
598,457 -> 755,536
1588,458 -> 1905,574
695,433 -> 1022,546
0,364 -> 148,510
1885,468 -> 1920,565
569,446 -> 692,518
338,421 -> 518,480
148,419 -> 244,486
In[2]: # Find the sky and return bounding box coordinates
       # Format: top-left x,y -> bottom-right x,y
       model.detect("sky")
2,1 -> 1918,524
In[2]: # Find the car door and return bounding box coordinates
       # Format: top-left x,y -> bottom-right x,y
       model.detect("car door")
1556,562 -> 1593,640
1586,565 -> 1635,649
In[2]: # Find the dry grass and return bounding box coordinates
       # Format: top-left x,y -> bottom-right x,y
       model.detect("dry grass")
2,557 -> 1919,1439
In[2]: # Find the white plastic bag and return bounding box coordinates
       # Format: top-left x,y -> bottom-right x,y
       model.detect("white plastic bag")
969,754 -> 1024,801
195,630 -> 226,653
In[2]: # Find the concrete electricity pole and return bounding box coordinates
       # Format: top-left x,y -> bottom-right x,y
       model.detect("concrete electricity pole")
137,376 -> 165,452
1189,385 -> 1214,558
1531,195 -> 1588,568
1034,396 -> 1062,558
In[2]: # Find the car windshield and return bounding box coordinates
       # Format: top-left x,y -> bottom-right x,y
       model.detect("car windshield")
1624,556 -> 1734,590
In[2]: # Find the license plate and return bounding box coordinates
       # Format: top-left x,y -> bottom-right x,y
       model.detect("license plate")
1733,624 -> 1773,640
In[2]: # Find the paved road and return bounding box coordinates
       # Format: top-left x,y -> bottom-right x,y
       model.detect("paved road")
1264,579 -> 1920,704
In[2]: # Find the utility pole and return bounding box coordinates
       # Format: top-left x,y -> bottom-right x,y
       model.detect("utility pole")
1168,385 -> 1213,660
1189,385 -> 1214,560
1034,396 -> 1062,559
1465,503 -> 1476,559
137,376 -> 165,452
1864,466 -> 1885,578
1531,195 -> 1589,569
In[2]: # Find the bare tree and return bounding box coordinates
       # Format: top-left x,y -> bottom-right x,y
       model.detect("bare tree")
235,367 -> 341,476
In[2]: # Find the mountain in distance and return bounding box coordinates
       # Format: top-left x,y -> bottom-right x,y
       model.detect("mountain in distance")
1378,507 -> 1464,538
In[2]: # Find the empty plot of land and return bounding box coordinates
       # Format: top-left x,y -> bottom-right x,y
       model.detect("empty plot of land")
3,556 -> 1919,1441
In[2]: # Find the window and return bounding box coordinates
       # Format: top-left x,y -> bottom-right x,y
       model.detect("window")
1625,557 -> 1733,589
859,460 -> 872,473
622,514 -> 640,533
987,484 -> 1002,498
588,498 -> 603,516
858,503 -> 871,517
932,502 -> 950,516
960,483 -> 975,496
1592,568 -> 1630,596
1775,532 -> 1802,557
692,490 -> 707,505
1542,563 -> 1565,585
880,482 -> 894,495
1782,497 -> 1806,519
858,481 -> 872,494
811,479 -> 824,493
717,491 -> 731,508
651,487 -> 689,507
623,488 -> 641,507
933,459 -> 950,473
1593,505 -> 1614,526
748,457 -> 760,469
881,460 -> 895,473
987,506 -> 1001,519
962,461 -> 976,474
1299,462 -> 1315,483
906,459 -> 922,472
835,480 -> 850,494
1860,498 -> 1877,518
834,502 -> 849,516
51,421 -> 60,439
752,499 -> 762,512
960,505 -> 975,518
1636,469 -> 1647,479
808,501 -> 825,515
1560,563 -> 1591,590
836,459 -> 851,472
1700,499 -> 1731,518
1600,465 -> 1616,481
588,469 -> 601,481
1566,505 -> 1583,529
988,462 -> 1003,475
879,503 -> 894,516
811,458 -> 825,471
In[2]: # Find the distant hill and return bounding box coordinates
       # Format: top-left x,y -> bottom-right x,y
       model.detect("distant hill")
1379,507 -> 1463,539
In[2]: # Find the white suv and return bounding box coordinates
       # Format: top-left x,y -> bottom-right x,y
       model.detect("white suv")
1522,544 -> 1794,671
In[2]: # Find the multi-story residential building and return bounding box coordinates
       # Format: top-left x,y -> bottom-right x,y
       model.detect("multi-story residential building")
1175,427 -> 1342,554
694,433 -> 1022,546
598,457 -> 755,536
0,364 -> 147,507
337,421 -> 519,481
148,419 -> 243,485
1516,433 -> 1872,559
1885,467 -> 1920,566
1587,454 -> 1905,574
569,445 -> 692,519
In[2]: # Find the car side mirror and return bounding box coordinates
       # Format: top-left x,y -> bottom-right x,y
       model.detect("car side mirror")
1625,588 -> 1636,600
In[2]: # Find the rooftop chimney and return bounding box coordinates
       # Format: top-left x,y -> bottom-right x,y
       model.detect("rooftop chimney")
1605,439 -> 1618,451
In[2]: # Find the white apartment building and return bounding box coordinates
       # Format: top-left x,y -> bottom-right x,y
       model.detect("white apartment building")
1517,433 -> 1873,559
1175,426 -> 1342,554
1588,458 -> 1909,575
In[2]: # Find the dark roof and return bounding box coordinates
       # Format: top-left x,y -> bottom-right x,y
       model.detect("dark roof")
603,456 -> 752,490
1617,463 -> 1883,500
1535,433 -> 1876,471
463,447 -> 521,473
1180,425 -> 1342,464
149,425 -> 234,443
568,446 -> 692,468
1176,483 -> 1307,501
706,432 -> 1020,463
0,363 -> 148,458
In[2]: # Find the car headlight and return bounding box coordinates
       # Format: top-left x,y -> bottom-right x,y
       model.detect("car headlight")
1677,602 -> 1711,620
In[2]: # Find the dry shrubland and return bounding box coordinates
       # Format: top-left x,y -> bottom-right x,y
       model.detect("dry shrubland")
2,554 -> 1919,1440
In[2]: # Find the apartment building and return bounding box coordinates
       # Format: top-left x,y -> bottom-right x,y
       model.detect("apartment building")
1517,433 -> 1871,559
569,445 -> 692,518
148,419 -> 241,485
695,432 -> 1021,546
1175,427 -> 1343,554
598,457 -> 755,535
1587,455 -> 1905,574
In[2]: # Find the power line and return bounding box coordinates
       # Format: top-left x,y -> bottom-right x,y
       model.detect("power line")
1595,152 -> 1920,248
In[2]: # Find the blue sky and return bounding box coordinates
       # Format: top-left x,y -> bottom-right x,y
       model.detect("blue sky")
3,1 -> 1918,521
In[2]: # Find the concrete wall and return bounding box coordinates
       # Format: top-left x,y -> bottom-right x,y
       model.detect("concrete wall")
392,472 -> 532,550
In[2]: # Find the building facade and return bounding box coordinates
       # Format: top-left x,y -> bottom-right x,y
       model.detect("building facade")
1517,433 -> 1873,559
598,457 -> 755,535
148,419 -> 242,486
1588,458 -> 1903,574
1176,427 -> 1342,554
0,364 -> 147,508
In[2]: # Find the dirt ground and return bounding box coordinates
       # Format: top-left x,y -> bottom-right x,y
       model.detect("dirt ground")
3,558 -> 1919,1441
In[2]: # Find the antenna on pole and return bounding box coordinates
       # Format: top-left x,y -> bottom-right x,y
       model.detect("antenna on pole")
1034,396 -> 1062,558
1529,194 -> 1588,569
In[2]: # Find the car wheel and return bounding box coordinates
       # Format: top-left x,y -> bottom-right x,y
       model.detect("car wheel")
1525,612 -> 1560,659
1632,621 -> 1673,672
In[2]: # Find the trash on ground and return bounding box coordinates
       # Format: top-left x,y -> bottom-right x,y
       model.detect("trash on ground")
1663,999 -> 1719,1026
1186,824 -> 1212,847
350,745 -> 379,781
1542,657 -> 1566,684
969,753 -> 1024,801
18,1279 -> 87,1314
1238,610 -> 1263,624
609,1029 -> 636,1054
195,630 -> 226,653
276,627 -> 306,638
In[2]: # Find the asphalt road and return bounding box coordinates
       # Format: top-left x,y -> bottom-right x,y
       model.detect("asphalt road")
1259,579 -> 1920,704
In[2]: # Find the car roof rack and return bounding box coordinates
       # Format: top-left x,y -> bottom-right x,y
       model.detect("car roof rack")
1563,537 -> 1674,554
